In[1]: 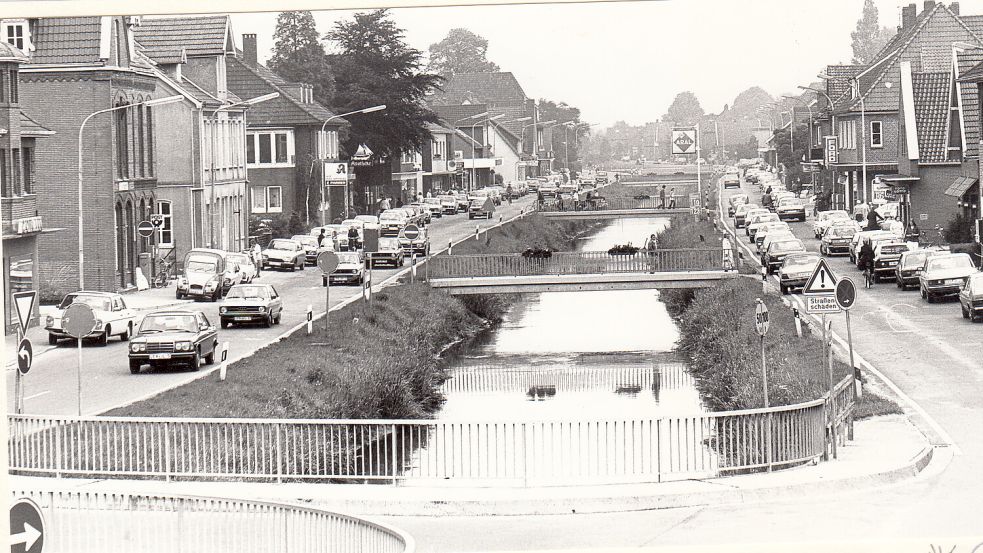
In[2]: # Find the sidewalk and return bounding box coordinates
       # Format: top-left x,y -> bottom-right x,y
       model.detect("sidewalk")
12,414 -> 933,517
4,285 -> 190,370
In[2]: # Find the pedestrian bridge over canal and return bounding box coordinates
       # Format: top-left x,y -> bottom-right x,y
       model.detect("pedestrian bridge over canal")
427,248 -> 739,294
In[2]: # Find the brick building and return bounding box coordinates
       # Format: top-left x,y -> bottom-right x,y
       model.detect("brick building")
228,34 -> 345,225
421,121 -> 457,195
0,40 -> 54,331
9,16 -> 164,295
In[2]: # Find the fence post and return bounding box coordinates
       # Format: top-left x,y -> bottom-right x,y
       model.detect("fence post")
164,422 -> 172,481
391,423 -> 398,486
656,418 -> 662,483
522,423 -> 528,487
275,423 -> 283,483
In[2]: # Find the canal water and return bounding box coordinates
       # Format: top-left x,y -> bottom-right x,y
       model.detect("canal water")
437,217 -> 706,420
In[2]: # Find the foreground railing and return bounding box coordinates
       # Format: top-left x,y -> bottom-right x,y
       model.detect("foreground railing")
429,249 -> 734,279
10,489 -> 413,553
8,377 -> 852,485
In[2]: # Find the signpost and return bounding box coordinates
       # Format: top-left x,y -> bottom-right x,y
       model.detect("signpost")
317,251 -> 340,332
16,339 -> 32,376
11,291 -> 37,414
150,214 -> 164,228
754,299 -> 772,471
402,224 -> 420,240
63,302 -> 97,416
803,257 -> 841,460
137,220 -> 155,238
9,497 -> 44,553
836,277 -> 858,440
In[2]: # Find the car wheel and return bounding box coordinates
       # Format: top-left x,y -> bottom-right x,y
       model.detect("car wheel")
176,290 -> 184,300
962,305 -> 969,318
129,360 -> 142,374
48,333 -> 58,346
204,346 -> 215,365
97,327 -> 109,347
927,292 -> 936,304
211,289 -> 220,302
780,285 -> 789,295
120,323 -> 132,342
274,310 -> 282,325
190,350 -> 202,372
264,313 -> 273,328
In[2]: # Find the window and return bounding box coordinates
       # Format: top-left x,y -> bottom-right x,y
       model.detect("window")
137,103 -> 145,177
3,20 -> 28,51
22,147 -> 32,194
11,149 -> 20,195
316,129 -> 339,160
0,71 -> 4,103
115,102 -> 129,179
432,136 -> 446,160
0,150 -> 7,197
246,130 -> 294,167
10,69 -> 16,103
250,186 -> 267,213
146,106 -> 154,176
267,186 -> 282,213
156,200 -> 173,247
838,120 -> 856,150
870,121 -> 883,148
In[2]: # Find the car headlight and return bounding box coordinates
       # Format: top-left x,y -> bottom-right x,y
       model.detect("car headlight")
220,307 -> 227,314
130,342 -> 146,352
258,306 -> 266,313
176,341 -> 192,351
93,319 -> 104,330
46,315 -> 53,326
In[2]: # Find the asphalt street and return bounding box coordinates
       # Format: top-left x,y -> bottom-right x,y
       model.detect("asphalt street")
6,195 -> 536,416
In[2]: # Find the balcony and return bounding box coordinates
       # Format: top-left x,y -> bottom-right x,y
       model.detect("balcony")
2,195 -> 42,237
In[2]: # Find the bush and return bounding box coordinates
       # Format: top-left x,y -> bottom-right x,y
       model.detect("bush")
945,213 -> 977,244
287,211 -> 307,236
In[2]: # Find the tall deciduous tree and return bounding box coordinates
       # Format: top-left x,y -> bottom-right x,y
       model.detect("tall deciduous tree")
664,91 -> 704,126
851,0 -> 893,64
538,99 -> 585,171
427,28 -> 500,78
326,9 -> 442,159
268,11 -> 335,104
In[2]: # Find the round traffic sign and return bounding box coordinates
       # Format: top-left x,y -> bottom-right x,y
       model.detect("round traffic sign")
10,497 -> 44,553
402,224 -> 421,240
62,302 -> 97,339
835,278 -> 857,310
316,251 -> 340,274
16,338 -> 33,375
137,220 -> 154,238
754,300 -> 769,337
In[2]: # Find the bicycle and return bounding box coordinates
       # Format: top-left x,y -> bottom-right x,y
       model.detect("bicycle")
919,225 -> 948,249
152,258 -> 175,288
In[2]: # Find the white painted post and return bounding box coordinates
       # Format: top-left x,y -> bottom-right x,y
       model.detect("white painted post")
793,307 -> 803,337
475,225 -> 479,241
218,342 -> 230,381
306,304 -> 313,335
448,240 -> 453,255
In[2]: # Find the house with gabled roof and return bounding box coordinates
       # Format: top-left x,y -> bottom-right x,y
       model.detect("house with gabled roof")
132,14 -> 251,262
421,120 -> 457,196
7,16 -> 167,295
228,33 -> 346,224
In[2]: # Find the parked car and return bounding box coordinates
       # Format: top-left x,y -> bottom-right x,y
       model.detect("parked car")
369,237 -> 405,268
225,252 -> 256,284
398,226 -> 430,256
734,204 -> 763,228
958,273 -> 983,321
128,310 -> 218,373
45,291 -> 137,346
870,242 -> 910,282
813,210 -> 853,239
291,234 -> 321,266
779,253 -> 822,295
895,249 -> 941,290
379,209 -> 409,236
423,197 -> 443,218
820,225 -> 858,256
727,194 -> 749,216
746,212 -> 781,240
754,222 -> 792,251
324,251 -> 365,286
262,239 -> 306,271
219,283 -> 283,328
919,253 -> 978,303
175,248 -> 240,301
763,238 -> 807,274
722,173 -> 741,189
775,197 -> 807,222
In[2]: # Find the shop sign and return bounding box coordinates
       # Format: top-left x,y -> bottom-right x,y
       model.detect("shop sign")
824,136 -> 838,164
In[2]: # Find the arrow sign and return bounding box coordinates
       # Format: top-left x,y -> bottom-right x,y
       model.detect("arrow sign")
835,278 -> 857,310
802,258 -> 838,295
12,291 -> 37,334
16,338 -> 32,375
10,498 -> 44,553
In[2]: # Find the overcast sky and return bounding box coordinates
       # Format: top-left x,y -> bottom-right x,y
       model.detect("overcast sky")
228,1 -> 983,127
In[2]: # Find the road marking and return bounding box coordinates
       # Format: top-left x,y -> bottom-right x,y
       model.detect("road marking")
24,391 -> 51,401
718,181 -> 960,454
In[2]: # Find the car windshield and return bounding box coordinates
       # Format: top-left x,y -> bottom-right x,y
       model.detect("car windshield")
58,294 -> 111,311
186,259 -> 218,273
927,256 -> 973,271
337,253 -> 361,264
772,241 -> 803,253
827,212 -> 850,220
140,314 -> 198,334
785,257 -> 819,269
903,252 -> 927,267
380,212 -> 404,221
355,216 -> 377,224
292,236 -> 316,247
379,238 -> 399,249
425,198 -> 441,205
268,240 -> 297,250
828,227 -> 854,238
878,245 -> 908,256
227,254 -> 250,266
226,286 -> 270,300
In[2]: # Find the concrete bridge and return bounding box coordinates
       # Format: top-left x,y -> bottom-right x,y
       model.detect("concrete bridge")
537,194 -> 703,219
427,249 -> 738,294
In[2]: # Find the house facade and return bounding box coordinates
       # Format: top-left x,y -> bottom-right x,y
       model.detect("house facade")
421,121 -> 457,195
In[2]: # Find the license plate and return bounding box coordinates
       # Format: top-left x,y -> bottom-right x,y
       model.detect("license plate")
235,316 -> 252,321
946,278 -> 964,285
149,353 -> 171,360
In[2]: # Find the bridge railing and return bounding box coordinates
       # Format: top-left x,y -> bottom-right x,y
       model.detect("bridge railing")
8,376 -> 852,486
429,249 -> 730,279
10,489 -> 413,553
536,196 -> 691,212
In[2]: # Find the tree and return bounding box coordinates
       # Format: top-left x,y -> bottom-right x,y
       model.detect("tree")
771,122 -> 810,188
851,0 -> 893,64
326,10 -> 442,160
268,11 -> 335,104
663,91 -> 704,126
538,99 -> 585,171
427,28 -> 500,78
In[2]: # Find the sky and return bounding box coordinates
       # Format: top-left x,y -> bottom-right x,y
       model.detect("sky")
46,0 -> 983,129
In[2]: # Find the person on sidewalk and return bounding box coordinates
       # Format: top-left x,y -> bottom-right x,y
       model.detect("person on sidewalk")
659,185 -> 667,209
317,229 -> 326,248
252,243 -> 262,278
646,233 -> 659,273
668,187 -> 676,208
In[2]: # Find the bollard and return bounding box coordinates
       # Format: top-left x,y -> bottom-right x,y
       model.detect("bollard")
499,215 -> 503,224
218,342 -> 230,381
306,304 -> 313,335
792,307 -> 802,337
761,265 -> 768,294
448,240 -> 453,255
475,225 -> 479,241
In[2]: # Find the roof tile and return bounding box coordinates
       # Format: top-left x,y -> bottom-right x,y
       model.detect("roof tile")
226,56 -> 339,127
911,71 -> 950,163
28,17 -> 103,65
133,16 -> 231,59
432,72 -> 528,108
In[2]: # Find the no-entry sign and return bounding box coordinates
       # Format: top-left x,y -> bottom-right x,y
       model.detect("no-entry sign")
137,220 -> 155,238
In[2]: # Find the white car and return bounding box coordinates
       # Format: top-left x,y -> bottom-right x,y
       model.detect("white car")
813,210 -> 852,238
746,212 -> 781,239
225,252 -> 256,283
45,291 -> 138,346
354,215 -> 380,232
262,239 -> 306,271
379,209 -> 409,236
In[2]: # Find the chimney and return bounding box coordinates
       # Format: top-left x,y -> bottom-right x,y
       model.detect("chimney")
902,4 -> 917,30
950,1 -> 959,14
924,0 -> 936,13
242,33 -> 257,67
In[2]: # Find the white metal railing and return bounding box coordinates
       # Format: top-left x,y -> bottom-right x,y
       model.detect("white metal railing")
10,489 -> 413,553
8,377 -> 852,486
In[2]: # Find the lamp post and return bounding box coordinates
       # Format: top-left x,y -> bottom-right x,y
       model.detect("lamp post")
504,116 -> 532,180
454,112 -> 489,190
77,95 -> 183,290
209,92 -> 279,251
470,113 -> 504,190
317,104 -> 386,222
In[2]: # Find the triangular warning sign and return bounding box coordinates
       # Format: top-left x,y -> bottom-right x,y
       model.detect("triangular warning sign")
802,258 -> 838,295
12,290 -> 37,333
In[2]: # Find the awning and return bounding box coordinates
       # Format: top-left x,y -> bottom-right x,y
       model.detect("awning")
944,176 -> 978,198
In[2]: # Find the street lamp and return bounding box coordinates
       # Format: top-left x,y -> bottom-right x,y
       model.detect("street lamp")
209,92 -> 279,251
77,94 -> 183,289
472,113 -> 504,189
453,112 -> 489,190
317,104 -> 386,222
504,116 -> 532,180
783,95 -> 815,147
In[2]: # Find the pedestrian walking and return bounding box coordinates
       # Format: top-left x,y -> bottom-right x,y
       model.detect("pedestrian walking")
252,242 -> 263,277
668,187 -> 676,208
659,185 -> 666,209
317,229 -> 326,248
537,189 -> 545,210
646,233 -> 659,273
506,184 -> 514,205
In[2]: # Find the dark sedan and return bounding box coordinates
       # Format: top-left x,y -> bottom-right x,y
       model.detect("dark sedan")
128,311 -> 219,374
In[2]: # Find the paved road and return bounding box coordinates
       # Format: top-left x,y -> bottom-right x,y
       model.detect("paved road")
7,196 -> 536,416
382,176 -> 983,552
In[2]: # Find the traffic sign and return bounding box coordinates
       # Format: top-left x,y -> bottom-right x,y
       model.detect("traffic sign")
806,295 -> 841,314
9,497 -> 44,553
16,338 -> 32,375
671,128 -> 697,155
802,258 -> 838,295
150,214 -> 164,227
62,303 -> 96,339
835,278 -> 857,310
316,251 -> 340,274
402,224 -> 421,240
754,300 -> 769,336
137,220 -> 154,238
12,291 -> 37,334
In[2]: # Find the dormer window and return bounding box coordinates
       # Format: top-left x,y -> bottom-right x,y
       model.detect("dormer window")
2,19 -> 32,53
